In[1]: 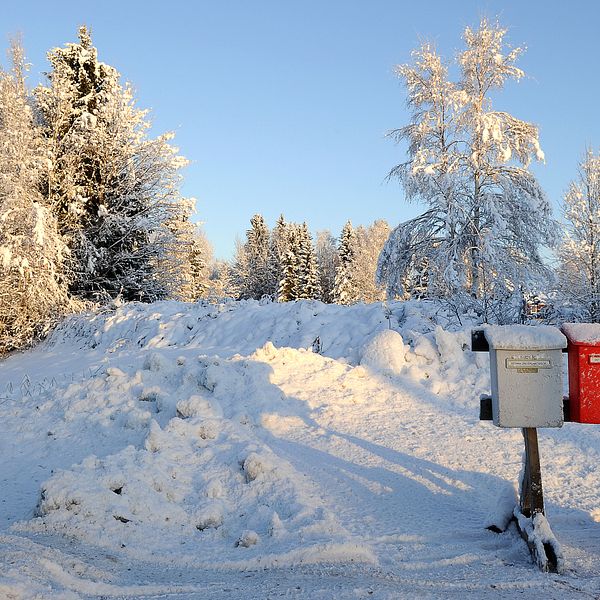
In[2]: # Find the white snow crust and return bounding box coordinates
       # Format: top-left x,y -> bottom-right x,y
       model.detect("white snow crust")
483,324 -> 567,350
561,322 -> 600,346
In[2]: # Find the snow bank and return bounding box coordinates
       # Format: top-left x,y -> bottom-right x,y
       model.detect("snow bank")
5,300 -> 487,572
10,299 -> 594,595
5,299 -> 481,572
43,298 -> 460,364
17,342 -> 373,567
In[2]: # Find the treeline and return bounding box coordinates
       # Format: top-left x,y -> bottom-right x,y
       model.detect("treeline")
219,215 -> 390,304
225,19 -> 600,326
0,28 -> 211,353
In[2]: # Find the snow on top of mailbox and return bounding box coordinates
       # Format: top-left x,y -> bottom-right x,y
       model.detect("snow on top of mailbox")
561,322 -> 600,346
483,324 -> 567,350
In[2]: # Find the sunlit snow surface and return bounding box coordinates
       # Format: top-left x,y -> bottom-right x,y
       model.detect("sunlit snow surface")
1,299 -> 599,598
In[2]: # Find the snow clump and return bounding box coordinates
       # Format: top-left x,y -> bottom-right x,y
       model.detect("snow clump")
359,329 -> 406,377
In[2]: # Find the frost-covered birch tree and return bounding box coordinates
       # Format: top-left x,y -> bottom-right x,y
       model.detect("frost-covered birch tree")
0,41 -> 74,353
163,197 -> 197,301
352,220 -> 390,303
207,259 -> 234,300
378,18 -> 556,322
37,26 -> 193,302
315,230 -> 339,303
558,149 -> 600,321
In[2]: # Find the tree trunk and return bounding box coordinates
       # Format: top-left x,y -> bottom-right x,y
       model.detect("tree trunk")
470,174 -> 481,299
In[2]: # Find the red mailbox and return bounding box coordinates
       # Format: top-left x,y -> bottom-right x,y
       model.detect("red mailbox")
562,323 -> 600,423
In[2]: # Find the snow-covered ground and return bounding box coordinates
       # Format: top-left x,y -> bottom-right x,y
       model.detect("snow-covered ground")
1,299 -> 599,599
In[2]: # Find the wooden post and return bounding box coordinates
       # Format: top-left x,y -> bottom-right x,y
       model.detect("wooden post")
516,427 -> 559,573
520,427 -> 545,517
481,423 -> 561,572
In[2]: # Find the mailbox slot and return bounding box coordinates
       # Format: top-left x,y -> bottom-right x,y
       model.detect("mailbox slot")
484,325 -> 566,428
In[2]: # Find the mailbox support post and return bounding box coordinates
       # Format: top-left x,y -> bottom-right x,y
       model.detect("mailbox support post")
520,427 -> 545,517
515,427 -> 560,573
478,404 -> 563,573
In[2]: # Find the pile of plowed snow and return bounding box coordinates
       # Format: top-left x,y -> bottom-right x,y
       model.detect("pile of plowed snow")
44,298 -> 448,361
18,346 -> 377,567
3,300 -> 478,569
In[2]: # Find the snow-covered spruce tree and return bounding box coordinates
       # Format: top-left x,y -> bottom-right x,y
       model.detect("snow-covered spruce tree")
268,214 -> 290,298
378,18 -> 556,322
36,26 -> 192,302
277,223 -> 302,302
315,229 -> 339,303
233,214 -> 271,299
557,149 -> 600,321
278,249 -> 298,302
333,220 -> 357,304
296,223 -> 321,300
0,41 -> 74,353
187,225 -> 212,301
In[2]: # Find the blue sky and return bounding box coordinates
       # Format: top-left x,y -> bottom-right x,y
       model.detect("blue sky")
3,1 -> 599,258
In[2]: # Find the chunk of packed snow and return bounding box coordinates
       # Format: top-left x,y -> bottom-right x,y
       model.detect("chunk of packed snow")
237,529 -> 259,547
484,482 -> 517,532
411,333 -> 439,363
359,329 -> 406,376
434,326 -> 469,364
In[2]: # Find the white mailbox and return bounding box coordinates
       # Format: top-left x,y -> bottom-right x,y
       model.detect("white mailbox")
484,325 -> 566,428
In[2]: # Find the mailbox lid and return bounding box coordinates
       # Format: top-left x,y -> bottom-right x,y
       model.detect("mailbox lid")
484,324 -> 567,351
561,322 -> 600,347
